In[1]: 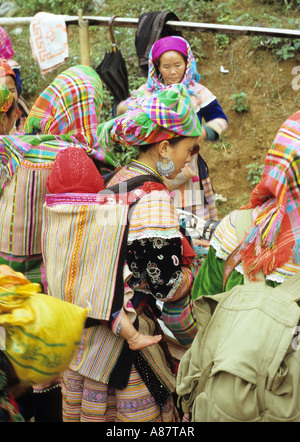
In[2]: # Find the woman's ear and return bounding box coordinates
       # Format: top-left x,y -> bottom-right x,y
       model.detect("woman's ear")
158,140 -> 170,159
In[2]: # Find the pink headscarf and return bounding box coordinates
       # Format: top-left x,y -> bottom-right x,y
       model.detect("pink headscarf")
152,36 -> 188,64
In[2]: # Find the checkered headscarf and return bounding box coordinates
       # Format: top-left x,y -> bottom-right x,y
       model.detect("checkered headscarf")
240,110 -> 300,278
97,83 -> 202,149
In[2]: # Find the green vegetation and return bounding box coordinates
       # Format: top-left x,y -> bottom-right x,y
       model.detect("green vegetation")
230,92 -> 248,113
246,163 -> 264,188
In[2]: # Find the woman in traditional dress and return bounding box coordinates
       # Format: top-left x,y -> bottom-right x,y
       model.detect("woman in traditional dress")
0,64 -> 117,421
54,83 -> 203,422
116,36 -> 228,221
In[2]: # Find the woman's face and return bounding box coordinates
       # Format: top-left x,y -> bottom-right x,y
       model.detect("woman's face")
158,51 -> 186,85
166,137 -> 198,179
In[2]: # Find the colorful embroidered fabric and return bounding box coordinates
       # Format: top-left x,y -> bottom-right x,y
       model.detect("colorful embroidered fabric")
124,36 -> 218,115
0,27 -> 14,61
238,111 -> 300,278
108,162 -> 197,345
120,37 -> 225,221
23,65 -> 103,147
212,111 -> 300,281
97,83 -> 202,150
212,208 -> 300,284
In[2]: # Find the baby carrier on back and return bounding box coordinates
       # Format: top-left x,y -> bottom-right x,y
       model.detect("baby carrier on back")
42,172 -> 163,324
177,209 -> 300,422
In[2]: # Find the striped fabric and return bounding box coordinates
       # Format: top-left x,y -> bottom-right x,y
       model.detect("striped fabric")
161,291 -> 196,347
63,311 -> 178,422
0,160 -> 52,255
62,365 -> 179,422
169,154 -> 217,221
66,309 -> 176,390
43,194 -> 129,321
0,134 -> 117,193
67,326 -> 124,384
108,162 -> 182,244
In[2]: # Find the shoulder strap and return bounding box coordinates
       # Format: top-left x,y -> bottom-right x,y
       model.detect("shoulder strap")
104,173 -> 163,195
278,269 -> 300,303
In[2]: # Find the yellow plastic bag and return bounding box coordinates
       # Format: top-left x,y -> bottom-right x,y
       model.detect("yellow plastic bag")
0,265 -> 87,384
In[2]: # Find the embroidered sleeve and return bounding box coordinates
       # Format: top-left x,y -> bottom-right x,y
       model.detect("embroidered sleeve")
127,236 -> 192,301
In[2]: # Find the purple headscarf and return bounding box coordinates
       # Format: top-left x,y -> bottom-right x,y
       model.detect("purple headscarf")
152,36 -> 188,64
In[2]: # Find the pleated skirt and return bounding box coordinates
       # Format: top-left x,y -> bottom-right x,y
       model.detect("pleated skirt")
62,366 -> 180,422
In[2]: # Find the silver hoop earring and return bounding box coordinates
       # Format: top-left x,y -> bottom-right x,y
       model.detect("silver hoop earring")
157,156 -> 175,177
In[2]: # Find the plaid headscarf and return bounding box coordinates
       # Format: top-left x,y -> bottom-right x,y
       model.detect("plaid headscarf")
240,110 -> 300,278
23,65 -> 103,147
97,83 -> 202,149
0,85 -> 13,121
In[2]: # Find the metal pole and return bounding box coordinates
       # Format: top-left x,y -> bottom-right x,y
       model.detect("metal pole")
0,15 -> 299,39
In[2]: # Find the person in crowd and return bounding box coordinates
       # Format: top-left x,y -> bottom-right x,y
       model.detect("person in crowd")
0,26 -> 31,131
0,64 -> 117,422
177,110 -> 300,417
53,83 -> 203,422
46,145 -> 163,352
190,109 -> 300,297
115,36 -> 228,221
0,59 -> 21,132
